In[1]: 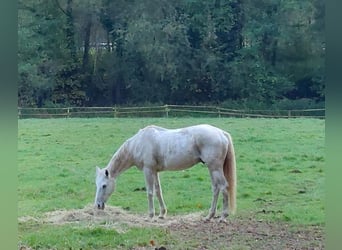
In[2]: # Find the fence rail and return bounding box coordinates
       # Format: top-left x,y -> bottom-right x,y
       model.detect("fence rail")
18,105 -> 325,119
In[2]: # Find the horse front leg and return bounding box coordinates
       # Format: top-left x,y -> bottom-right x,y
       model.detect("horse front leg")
154,172 -> 167,219
143,167 -> 155,219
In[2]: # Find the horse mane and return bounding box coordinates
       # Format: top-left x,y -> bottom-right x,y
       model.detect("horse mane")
106,140 -> 133,178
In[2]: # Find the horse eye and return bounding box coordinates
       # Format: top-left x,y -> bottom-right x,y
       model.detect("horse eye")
102,184 -> 107,189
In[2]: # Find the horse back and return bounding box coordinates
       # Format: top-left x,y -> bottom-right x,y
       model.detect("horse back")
130,124 -> 228,171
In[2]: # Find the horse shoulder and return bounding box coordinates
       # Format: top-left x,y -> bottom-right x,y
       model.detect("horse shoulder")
129,126 -> 163,168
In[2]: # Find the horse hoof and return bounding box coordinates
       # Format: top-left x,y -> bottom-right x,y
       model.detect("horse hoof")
204,216 -> 212,222
145,217 -> 158,223
219,218 -> 228,224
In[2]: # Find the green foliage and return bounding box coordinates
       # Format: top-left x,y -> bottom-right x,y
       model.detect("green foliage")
18,0 -> 325,108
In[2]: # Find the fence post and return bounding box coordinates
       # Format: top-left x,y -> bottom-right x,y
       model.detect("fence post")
67,108 -> 70,118
165,105 -> 169,118
18,108 -> 21,119
288,110 -> 291,118
113,106 -> 117,118
217,107 -> 221,118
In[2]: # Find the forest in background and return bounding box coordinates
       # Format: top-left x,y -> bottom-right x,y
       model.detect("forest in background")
18,0 -> 325,109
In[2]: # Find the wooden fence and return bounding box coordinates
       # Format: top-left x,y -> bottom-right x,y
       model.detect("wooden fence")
18,105 -> 325,119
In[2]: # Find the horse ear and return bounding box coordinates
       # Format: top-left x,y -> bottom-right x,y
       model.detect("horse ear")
96,166 -> 101,174
105,169 -> 109,177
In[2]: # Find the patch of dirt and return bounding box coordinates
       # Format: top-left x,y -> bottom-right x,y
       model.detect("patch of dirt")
18,204 -> 324,250
167,216 -> 324,250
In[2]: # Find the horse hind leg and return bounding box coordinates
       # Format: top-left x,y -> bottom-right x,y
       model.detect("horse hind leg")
205,182 -> 220,221
206,169 -> 229,222
220,185 -> 229,222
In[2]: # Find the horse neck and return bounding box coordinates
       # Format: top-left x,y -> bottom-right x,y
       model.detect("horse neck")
106,141 -> 133,178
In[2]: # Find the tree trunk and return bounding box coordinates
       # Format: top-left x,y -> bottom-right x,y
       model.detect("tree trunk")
271,39 -> 278,66
82,15 -> 92,72
65,0 -> 76,61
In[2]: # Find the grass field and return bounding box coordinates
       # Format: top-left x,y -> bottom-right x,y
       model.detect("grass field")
18,118 -> 325,249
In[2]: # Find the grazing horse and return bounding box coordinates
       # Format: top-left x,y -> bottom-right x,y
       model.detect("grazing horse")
94,124 -> 236,221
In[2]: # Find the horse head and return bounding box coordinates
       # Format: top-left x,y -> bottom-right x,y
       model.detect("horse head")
94,166 -> 115,209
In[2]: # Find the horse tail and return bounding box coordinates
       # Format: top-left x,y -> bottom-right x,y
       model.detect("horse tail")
223,132 -> 237,215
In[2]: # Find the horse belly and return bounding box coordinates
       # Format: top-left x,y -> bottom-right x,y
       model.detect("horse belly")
162,146 -> 200,171
153,129 -> 202,171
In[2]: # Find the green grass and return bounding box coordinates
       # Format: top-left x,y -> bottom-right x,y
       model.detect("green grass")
18,117 -> 325,248
19,221 -> 174,249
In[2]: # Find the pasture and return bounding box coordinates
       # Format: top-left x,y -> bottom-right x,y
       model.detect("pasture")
18,118 -> 325,249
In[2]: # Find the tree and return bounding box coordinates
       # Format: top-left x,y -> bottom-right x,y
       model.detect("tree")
18,0 -> 65,107
18,0 -> 325,108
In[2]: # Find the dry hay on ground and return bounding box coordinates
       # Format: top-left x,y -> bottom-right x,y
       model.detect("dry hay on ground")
19,204 -> 203,232
19,204 -> 324,249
